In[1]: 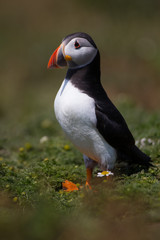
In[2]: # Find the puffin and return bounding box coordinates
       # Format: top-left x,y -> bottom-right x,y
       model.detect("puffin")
47,32 -> 152,188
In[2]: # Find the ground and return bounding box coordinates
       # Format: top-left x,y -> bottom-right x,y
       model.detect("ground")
0,98 -> 160,240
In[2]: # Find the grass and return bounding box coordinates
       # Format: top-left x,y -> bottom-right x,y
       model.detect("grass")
0,98 -> 160,240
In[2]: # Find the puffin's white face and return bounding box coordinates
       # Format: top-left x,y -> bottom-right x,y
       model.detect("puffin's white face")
47,36 -> 98,69
63,37 -> 98,69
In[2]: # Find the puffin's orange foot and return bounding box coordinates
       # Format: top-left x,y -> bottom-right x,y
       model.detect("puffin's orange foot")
62,180 -> 79,192
85,181 -> 92,190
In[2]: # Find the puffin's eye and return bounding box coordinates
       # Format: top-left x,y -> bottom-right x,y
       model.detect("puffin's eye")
74,40 -> 80,49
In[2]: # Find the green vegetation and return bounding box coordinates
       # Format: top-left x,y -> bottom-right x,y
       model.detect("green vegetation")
0,100 -> 160,239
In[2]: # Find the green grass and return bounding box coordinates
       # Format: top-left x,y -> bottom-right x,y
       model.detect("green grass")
0,99 -> 160,240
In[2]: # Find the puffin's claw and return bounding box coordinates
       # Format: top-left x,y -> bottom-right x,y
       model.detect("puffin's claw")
85,181 -> 92,190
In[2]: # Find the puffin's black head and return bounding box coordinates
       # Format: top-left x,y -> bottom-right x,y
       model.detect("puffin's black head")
47,32 -> 98,69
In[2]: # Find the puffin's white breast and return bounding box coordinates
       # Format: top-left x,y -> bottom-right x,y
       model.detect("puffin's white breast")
54,79 -> 117,170
54,79 -> 97,131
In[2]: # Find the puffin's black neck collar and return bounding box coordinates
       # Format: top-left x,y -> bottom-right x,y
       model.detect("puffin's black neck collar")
66,51 -> 101,92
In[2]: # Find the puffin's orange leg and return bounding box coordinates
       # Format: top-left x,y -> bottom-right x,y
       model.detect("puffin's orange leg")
85,168 -> 93,189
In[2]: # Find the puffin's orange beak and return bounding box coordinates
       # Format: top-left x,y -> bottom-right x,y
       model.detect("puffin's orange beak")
47,45 -> 60,69
47,44 -> 67,69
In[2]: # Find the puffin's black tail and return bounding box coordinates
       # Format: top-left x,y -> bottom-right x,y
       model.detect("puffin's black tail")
129,145 -> 152,168
118,145 -> 153,169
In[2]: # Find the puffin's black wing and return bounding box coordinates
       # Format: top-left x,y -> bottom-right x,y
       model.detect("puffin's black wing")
95,98 -> 135,149
95,97 -> 152,167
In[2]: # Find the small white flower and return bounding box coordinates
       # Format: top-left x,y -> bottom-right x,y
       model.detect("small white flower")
40,136 -> 49,144
147,138 -> 155,145
97,171 -> 114,177
140,138 -> 146,147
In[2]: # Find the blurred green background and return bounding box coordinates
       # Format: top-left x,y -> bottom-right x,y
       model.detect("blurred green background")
1,0 -> 160,126
1,1 -> 160,239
